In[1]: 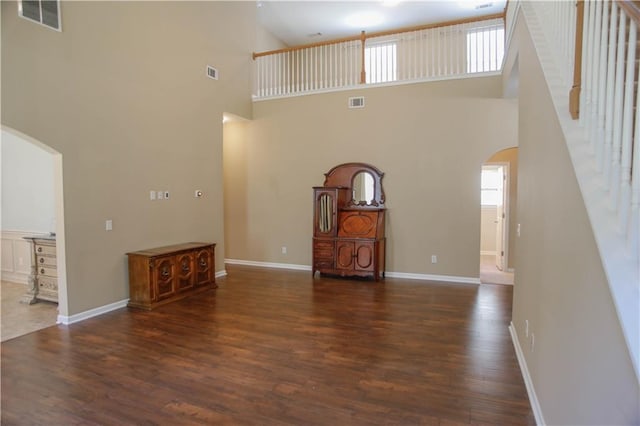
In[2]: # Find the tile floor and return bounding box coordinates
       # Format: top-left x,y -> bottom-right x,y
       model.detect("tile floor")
1,281 -> 58,342
480,254 -> 514,285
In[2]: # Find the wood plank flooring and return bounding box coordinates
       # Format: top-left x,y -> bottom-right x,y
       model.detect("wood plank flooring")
1,265 -> 534,425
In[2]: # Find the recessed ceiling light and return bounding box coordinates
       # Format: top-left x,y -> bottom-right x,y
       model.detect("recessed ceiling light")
382,0 -> 401,7
345,11 -> 384,29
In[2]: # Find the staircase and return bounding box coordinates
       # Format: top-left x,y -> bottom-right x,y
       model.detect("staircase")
515,0 -> 640,379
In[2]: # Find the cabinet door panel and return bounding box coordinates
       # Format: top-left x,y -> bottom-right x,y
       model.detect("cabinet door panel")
355,243 -> 374,271
177,253 -> 195,291
336,242 -> 355,270
153,257 -> 175,301
314,189 -> 338,237
195,248 -> 213,286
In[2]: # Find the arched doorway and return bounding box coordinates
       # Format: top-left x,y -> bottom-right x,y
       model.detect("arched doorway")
1,126 -> 68,340
480,147 -> 518,285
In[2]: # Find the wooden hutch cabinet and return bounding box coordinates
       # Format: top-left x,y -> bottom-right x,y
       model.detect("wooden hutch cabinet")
127,242 -> 216,310
312,163 -> 386,281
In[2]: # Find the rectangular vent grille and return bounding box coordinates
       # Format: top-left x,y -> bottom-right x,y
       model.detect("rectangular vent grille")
348,96 -> 365,109
207,66 -> 219,80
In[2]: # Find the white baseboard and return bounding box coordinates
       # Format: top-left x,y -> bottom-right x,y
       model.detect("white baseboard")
480,250 -> 497,256
224,259 -> 480,285
57,299 -> 128,325
225,259 -> 312,271
509,322 -> 545,425
215,269 -> 227,278
385,271 -> 480,285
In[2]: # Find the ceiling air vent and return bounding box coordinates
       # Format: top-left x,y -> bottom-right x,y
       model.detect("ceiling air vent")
348,96 -> 365,109
206,65 -> 219,80
475,3 -> 493,9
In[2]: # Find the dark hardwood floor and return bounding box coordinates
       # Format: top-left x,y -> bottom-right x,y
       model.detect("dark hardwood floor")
1,265 -> 534,425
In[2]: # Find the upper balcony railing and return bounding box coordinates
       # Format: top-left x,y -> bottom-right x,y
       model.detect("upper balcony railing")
252,13 -> 506,100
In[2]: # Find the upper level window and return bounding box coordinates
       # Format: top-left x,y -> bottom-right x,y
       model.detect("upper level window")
467,25 -> 504,73
481,167 -> 502,206
19,0 -> 61,31
365,42 -> 397,84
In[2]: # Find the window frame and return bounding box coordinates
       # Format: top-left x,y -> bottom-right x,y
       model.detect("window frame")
18,0 -> 62,32
466,24 -> 504,73
364,41 -> 398,84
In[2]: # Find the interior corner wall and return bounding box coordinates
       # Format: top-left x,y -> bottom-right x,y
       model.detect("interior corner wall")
512,14 -> 639,425
226,76 -> 517,279
1,1 -> 256,315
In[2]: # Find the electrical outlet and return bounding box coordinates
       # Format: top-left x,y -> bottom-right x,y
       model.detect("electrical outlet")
281,246 -> 287,255
157,191 -> 164,200
150,190 -> 156,201
431,255 -> 437,264
164,191 -> 170,200
105,220 -> 113,231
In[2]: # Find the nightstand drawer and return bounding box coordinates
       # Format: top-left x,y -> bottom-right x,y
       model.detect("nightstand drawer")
38,266 -> 57,278
35,245 -> 56,256
38,276 -> 58,292
37,256 -> 57,267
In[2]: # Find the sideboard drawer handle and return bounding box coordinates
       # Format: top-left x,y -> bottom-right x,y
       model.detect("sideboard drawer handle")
161,269 -> 169,278
40,268 -> 45,274
39,258 -> 45,263
200,260 -> 207,267
37,247 -> 43,253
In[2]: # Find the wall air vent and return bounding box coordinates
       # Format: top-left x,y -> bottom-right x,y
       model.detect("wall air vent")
475,3 -> 493,9
206,65 -> 219,80
348,96 -> 365,109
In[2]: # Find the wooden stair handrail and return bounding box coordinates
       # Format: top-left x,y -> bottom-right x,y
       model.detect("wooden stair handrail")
252,12 -> 505,59
617,0 -> 640,24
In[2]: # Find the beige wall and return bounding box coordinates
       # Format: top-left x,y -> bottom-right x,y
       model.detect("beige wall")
510,14 -> 639,424
224,76 -> 517,279
1,1 -> 256,315
486,147 -> 518,269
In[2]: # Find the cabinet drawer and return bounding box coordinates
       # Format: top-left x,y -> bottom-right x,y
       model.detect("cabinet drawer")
313,240 -> 334,259
338,211 -> 380,238
37,255 -> 57,267
35,244 -> 56,256
314,260 -> 334,269
38,276 -> 58,292
37,266 -> 57,278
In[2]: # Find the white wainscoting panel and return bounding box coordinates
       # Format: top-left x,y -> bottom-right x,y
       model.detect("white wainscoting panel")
1,230 -> 36,284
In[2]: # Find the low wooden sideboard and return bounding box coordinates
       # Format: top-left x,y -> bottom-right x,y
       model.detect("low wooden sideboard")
127,242 -> 216,310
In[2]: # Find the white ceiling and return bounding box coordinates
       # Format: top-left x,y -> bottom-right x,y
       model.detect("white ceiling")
257,0 -> 507,47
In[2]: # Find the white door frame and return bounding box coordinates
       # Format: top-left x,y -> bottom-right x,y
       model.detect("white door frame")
481,162 -> 510,271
